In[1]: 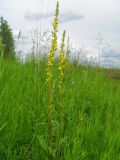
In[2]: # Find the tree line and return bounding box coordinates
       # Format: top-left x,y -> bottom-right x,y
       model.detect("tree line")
0,16 -> 15,58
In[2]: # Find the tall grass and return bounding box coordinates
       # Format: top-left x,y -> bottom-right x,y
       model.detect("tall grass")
0,1 -> 120,160
0,59 -> 120,160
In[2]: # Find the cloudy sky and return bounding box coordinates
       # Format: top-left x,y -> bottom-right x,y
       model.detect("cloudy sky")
0,0 -> 120,67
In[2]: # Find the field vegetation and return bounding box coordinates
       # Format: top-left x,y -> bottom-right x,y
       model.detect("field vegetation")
0,1 -> 120,160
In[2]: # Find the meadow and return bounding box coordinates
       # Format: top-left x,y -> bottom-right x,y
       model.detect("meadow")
0,58 -> 120,160
0,1 -> 120,160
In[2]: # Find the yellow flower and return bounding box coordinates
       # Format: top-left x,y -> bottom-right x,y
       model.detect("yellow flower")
46,1 -> 59,84
46,72 -> 52,82
48,52 -> 51,57
48,61 -> 53,66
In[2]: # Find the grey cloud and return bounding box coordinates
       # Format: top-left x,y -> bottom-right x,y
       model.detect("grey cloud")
102,47 -> 120,58
24,11 -> 84,23
60,11 -> 84,23
24,12 -> 53,21
101,46 -> 120,68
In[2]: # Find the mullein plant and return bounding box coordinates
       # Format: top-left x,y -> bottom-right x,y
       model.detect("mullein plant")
46,1 -> 59,159
57,30 -> 66,159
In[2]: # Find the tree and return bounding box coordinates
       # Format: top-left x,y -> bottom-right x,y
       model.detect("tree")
0,16 -> 15,58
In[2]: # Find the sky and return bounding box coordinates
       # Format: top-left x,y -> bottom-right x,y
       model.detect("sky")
0,0 -> 120,67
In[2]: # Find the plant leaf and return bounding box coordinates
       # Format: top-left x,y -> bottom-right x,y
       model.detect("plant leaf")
0,122 -> 8,132
59,136 -> 68,145
37,135 -> 47,152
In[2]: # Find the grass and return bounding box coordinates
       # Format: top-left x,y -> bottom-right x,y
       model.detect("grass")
0,1 -> 120,159
0,58 -> 120,160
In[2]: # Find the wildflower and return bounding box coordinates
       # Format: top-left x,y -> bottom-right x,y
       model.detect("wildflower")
46,1 -> 59,159
48,61 -> 53,66
46,72 -> 52,82
46,1 -> 59,80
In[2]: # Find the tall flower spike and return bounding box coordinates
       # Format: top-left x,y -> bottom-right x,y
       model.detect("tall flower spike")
47,0 -> 59,83
46,1 -> 59,160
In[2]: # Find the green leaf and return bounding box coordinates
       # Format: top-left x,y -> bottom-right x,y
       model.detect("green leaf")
59,136 -> 68,145
37,135 -> 47,152
0,122 -> 8,132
